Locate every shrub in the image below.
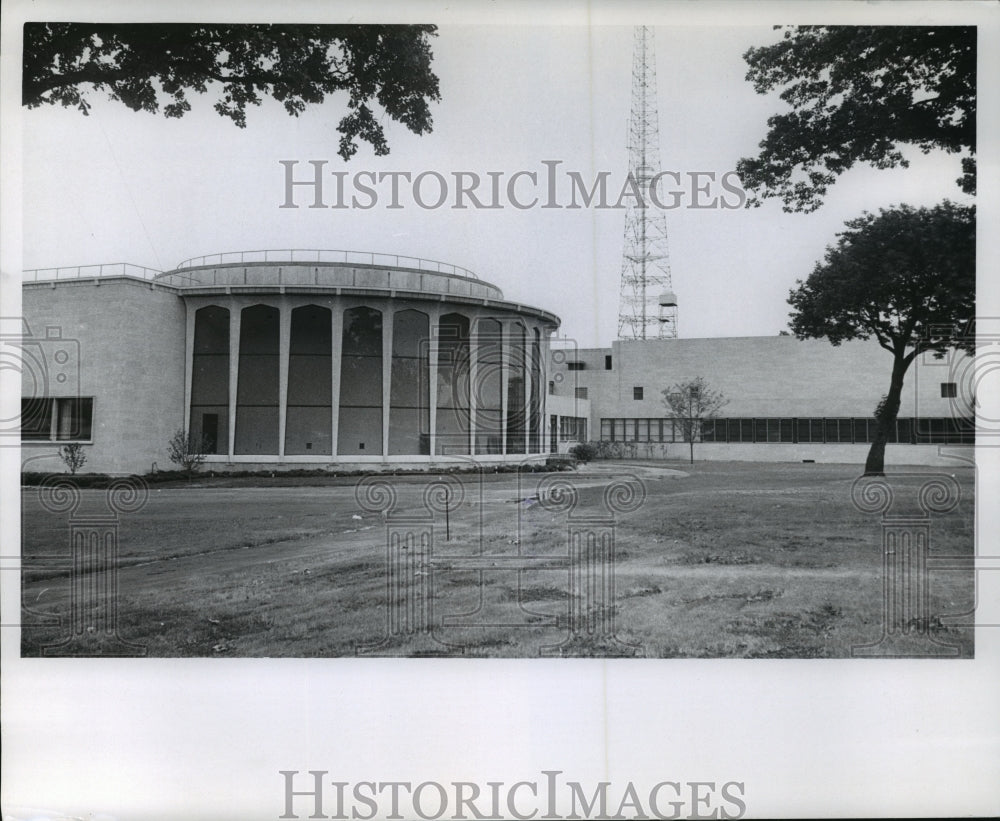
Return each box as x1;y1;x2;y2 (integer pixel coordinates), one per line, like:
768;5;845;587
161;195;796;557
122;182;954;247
58;442;87;474
569;442;598;463
167;428;211;474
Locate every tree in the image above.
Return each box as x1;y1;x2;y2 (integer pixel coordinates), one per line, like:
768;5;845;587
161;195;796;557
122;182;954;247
787;201;975;475
167;428;211;475
737;26;975;212
662;377;729;464
23;23;440;159
58;442;87;475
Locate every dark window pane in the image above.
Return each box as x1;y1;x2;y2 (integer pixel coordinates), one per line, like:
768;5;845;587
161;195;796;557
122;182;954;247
824;419;839;443
838;419;853;443
21;397;52;440
389;310;430;455
55;398;93;440
796;419;810;443
339;306;383;456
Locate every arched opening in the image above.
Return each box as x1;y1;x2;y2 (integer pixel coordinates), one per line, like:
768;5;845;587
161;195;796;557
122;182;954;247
286;305;332;455
435;312;471;455
529;327;542;453
190;305;229;454
235;304;280;455
338;306;383;455
389;309;430;455
474;318;503;454
506;322;527;454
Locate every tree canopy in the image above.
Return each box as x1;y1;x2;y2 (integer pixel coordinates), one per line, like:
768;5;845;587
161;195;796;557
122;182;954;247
737;26;976;212
662;377;729;464
788;201;975;472
23;23;441;159
789;201;975;356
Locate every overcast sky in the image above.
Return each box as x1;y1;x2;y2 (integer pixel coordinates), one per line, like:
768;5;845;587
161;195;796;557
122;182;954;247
22;21;975;347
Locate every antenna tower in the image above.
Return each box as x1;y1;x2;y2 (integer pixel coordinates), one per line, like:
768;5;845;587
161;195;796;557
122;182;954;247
617;26;677;340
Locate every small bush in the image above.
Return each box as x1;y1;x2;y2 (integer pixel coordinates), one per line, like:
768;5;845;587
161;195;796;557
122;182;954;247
58;442;87;474
569;442;598;463
167;428;211;474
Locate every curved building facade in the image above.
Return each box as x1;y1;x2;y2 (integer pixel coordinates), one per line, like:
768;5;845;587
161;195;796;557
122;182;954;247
20;252;561;474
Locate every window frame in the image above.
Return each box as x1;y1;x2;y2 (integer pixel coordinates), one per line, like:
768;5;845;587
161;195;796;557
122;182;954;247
21;396;95;443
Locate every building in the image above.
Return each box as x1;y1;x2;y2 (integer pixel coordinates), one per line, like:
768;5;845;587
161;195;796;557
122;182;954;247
19;251;566;475
549;336;974;465
18;251;973;474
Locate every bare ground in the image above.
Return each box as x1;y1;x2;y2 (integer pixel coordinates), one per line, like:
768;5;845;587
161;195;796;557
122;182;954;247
20;460;975;658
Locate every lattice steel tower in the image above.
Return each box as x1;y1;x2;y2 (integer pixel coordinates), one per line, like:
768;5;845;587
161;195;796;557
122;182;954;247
617;26;678;340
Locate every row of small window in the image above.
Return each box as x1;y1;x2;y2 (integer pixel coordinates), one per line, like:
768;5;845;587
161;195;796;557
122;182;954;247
557;416;588;442
21;398;95;442
565;355;614;371
600;417;976;445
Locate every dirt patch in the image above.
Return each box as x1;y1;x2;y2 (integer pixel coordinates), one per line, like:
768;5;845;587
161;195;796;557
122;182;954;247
21;461;975;657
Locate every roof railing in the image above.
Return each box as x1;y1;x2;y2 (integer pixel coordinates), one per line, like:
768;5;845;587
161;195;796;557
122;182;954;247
170;249;479;280
22;262;162;282
23;252;481;283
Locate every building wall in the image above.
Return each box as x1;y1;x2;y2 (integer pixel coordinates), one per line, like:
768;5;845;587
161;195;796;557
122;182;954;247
21;278;186;475
551;336;973;465
567;336;965;417
19;276;559;473
182;294;556;466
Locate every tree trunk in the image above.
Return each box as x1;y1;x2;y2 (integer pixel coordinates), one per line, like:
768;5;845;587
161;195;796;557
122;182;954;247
864;352;911;476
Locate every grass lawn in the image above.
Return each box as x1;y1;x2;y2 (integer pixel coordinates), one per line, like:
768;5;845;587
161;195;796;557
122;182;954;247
20;460;975;658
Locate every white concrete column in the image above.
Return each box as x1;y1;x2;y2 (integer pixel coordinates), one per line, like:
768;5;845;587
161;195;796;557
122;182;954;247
541;331;553;455
277;301;291;458
382;306;393;458
428;307;440;457
500;319;510;456
523;326;533;456
228;304;241;459
330;304;343;457
183;303;196;434
468;315;479;456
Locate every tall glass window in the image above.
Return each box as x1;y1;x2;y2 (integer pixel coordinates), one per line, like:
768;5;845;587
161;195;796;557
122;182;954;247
286;305;332;455
235;305;280;455
505;323;526;454
474;318;503;454
436;313;471;455
338;307;383;455
529;328;542;453
389;309;430;455
190;306;229;454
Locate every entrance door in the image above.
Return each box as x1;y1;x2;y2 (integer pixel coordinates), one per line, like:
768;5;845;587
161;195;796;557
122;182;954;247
202;413;219;454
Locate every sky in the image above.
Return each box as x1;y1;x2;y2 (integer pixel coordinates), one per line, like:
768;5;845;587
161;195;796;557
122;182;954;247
21;19;974;348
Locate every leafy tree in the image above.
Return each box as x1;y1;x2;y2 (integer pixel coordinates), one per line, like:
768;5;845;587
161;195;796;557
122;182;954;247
23;23;440;159
662;377;729;464
738;26;975;212
58;442;87;475
167;428;211;475
787;201;975;475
